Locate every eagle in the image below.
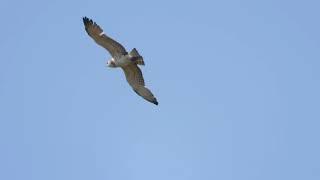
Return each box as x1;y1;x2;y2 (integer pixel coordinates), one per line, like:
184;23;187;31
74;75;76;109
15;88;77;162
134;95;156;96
82;17;158;105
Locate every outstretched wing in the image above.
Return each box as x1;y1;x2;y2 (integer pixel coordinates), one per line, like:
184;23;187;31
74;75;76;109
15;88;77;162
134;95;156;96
122;64;158;105
83;17;127;59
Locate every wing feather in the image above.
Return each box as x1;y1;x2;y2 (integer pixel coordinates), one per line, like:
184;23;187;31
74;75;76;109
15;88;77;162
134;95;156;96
83;17;127;59
122;64;158;105
122;64;145;87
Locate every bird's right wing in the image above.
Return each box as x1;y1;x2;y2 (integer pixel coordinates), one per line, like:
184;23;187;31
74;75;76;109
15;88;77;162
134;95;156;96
122;64;158;105
133;86;158;105
83;17;127;59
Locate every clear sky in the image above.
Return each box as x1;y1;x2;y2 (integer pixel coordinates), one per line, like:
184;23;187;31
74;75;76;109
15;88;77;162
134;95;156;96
1;0;319;179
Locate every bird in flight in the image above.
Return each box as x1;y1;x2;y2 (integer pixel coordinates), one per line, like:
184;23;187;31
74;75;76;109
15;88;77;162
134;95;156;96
82;17;158;105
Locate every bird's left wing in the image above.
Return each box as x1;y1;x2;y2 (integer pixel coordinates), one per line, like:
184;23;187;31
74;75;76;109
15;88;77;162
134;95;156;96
122;64;158;105
83;17;127;59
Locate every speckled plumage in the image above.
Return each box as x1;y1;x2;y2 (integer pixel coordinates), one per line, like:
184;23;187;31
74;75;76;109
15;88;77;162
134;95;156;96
83;17;158;105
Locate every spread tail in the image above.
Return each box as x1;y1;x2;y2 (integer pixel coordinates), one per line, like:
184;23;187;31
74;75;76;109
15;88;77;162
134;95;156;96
129;48;145;65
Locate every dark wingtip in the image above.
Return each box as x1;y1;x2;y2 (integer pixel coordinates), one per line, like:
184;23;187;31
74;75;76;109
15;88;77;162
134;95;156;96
153;99;159;105
82;17;87;25
82;16;92;26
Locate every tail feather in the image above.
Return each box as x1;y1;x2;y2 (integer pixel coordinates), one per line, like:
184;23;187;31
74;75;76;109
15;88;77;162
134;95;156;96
129;48;145;65
130;48;140;57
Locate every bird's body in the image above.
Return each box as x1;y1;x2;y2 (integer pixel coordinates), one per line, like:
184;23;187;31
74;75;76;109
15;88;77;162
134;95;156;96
109;54;131;67
108;51;143;67
82;17;158;105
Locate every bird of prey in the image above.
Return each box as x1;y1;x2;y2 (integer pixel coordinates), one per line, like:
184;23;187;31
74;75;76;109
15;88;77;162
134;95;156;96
82;17;158;105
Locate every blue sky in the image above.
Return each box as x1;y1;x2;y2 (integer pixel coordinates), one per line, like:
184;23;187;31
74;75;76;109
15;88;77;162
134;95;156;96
1;0;319;179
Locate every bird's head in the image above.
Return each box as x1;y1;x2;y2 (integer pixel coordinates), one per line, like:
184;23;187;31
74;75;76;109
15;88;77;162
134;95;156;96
106;60;116;68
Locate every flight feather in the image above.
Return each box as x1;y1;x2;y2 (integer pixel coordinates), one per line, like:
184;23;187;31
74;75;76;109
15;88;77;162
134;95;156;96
83;17;127;59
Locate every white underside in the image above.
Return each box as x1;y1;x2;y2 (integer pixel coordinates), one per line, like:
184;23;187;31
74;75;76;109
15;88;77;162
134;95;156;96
114;54;131;67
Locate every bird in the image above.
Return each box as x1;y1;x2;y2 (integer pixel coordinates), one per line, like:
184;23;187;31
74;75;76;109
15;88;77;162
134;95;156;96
82;17;158;105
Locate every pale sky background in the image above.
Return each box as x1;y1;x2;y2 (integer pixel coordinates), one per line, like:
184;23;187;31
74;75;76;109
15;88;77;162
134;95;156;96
0;0;320;180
